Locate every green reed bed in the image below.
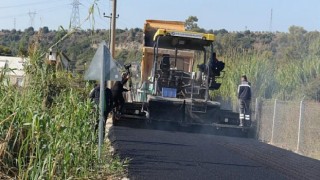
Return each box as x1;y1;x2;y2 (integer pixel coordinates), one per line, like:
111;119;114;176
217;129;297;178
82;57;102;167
0;50;124;179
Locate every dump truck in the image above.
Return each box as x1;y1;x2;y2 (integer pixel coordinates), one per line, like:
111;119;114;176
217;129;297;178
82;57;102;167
113;20;251;134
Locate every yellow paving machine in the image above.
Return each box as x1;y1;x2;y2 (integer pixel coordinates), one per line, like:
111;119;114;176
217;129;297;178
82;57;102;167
113;20;250;133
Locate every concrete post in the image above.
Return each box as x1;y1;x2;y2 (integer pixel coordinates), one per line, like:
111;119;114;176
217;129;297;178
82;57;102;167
271;99;277;144
296;97;305;153
255;98;260;139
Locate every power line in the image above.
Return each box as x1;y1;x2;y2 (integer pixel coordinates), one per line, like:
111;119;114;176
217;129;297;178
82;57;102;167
0;0;66;9
0;1;99;30
28;11;37;28
0;4;69;20
71;0;81;29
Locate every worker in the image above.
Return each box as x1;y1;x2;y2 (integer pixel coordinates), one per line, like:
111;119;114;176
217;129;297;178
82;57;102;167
112;73;130;114
238;75;251;127
89;82;113;131
209;52;225;76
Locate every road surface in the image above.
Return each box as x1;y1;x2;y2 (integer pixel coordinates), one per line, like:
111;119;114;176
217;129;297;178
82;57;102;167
108;120;320;180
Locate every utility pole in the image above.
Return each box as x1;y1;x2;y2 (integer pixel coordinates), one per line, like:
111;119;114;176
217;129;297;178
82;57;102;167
107;0;118;89
103;13;112;48
103;13;119;49
110;0;117;58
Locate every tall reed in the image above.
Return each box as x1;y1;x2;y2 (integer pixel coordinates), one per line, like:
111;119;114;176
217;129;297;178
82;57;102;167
0;47;113;179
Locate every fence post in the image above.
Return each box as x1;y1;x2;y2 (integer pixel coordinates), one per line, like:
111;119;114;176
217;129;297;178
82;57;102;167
296;97;305;153
271;99;277;144
255;98;260;139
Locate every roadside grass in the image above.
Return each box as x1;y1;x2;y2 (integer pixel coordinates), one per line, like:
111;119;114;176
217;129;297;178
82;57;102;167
0;48;126;179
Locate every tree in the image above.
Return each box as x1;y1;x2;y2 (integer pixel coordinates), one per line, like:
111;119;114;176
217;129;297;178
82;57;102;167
17;36;28;57
0;45;12;56
185;16;206;32
213;29;228;35
25;27;35;36
42;26;49;34
185;16;199;31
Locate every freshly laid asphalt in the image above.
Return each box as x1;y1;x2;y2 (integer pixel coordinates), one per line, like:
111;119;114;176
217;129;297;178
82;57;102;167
108;120;320;180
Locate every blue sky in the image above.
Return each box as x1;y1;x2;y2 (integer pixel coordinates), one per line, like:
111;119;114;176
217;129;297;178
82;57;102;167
0;0;319;32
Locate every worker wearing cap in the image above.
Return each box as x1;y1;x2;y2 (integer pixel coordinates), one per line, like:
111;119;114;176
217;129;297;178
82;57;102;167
238;75;251;127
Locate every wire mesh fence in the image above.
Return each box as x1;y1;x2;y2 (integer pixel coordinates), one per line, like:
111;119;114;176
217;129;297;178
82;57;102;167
256;98;320;160
301;102;320;159
257;99;274;142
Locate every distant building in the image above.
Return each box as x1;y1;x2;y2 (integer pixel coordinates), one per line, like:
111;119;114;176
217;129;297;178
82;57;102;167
45;49;72;71
0;56;26;86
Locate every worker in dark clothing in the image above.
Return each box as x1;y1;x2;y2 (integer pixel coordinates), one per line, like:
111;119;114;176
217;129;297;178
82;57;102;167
112;73;130;114
238;75;251;127
89;83;113;131
209;52;225;76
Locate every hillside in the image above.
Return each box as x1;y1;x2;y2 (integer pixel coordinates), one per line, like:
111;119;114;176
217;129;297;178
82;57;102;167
0;27;143;70
1;24;320;101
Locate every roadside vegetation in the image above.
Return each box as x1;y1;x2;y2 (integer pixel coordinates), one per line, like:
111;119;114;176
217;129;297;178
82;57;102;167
212;26;320;102
0;40;126;179
1;17;320;101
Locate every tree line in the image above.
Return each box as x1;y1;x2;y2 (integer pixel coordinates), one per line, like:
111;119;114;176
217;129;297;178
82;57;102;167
1;16;320;100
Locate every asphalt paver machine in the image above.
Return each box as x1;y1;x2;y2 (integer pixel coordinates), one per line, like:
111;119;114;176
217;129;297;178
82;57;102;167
113;20;250;132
